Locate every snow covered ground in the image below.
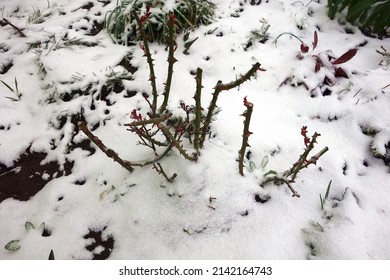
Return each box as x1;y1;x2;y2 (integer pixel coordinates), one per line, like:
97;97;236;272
0;0;389;260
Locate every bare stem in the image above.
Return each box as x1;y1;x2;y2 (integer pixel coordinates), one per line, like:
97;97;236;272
281;178;301;198
262;128;328;197
200;62;260;148
159;13;176;114
159;124;198;161
199;81;221;148
193;68;203;153
238;101;253;176
78;122;134;172
274;32;304;47
216;62;261;91
262;176;301;198
124;113;171;127
285;132;326;182
132;11;158;114
153;163;177;183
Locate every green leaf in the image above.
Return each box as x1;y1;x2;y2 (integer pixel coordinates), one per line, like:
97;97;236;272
48;249;55;260
248;161;256;172
183;37;198;54
310;220;324;232
25;221;35;232
260;155;269;169
206;27;218;34
264;170;277;177
340;0;353;12
4;240;21;251
347;0;378;22
362;2;390;33
183;31;190;42
38;222;45;235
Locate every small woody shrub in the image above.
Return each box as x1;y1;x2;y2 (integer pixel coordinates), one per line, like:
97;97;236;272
81;9;262;181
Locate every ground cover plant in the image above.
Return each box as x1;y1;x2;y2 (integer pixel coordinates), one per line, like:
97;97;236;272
0;0;389;260
275;30;358;96
327;0;390;37
105;0;215;44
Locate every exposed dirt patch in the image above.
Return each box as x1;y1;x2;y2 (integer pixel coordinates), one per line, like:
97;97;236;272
0;148;74;203
0;128;95;203
87;20;104;36
0;60;13;74
118;55;138;74
254;193;271;203
83;228;114;260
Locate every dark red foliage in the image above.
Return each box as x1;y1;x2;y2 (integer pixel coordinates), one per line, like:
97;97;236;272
176;125;185;134
335;67;348;78
312;31;318;50
243;96;249;107
180;101;190;113
140;4;151;23
301;126;310;147
332;49;357;65
131;109;142;121
301;126;308;136
168;12;176;24
314;59;322;73
300;43;309;53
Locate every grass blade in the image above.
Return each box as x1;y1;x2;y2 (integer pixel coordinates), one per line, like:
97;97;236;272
325;180;332;200
347;0;378;22
14;77;19;93
1;80;14;92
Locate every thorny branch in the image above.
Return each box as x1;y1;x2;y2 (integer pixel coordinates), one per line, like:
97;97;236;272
78;122;134;172
262;128;329;198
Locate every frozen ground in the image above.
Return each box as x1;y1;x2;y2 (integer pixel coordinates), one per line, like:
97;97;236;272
0;0;389;259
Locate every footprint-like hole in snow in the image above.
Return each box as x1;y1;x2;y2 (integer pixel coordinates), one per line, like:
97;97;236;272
254;194;271;203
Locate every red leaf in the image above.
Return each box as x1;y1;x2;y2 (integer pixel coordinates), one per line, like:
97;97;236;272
140;4;152;23
176;125;185;134
332;49;357;65
315;60;322;73
169;12;176;22
301;126;308;137
312;31;318;50
243;96;248;106
335;67;348;78
300;43;309;53
131;109;142;121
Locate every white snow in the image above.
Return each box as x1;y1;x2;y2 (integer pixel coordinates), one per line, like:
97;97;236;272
0;0;389;260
